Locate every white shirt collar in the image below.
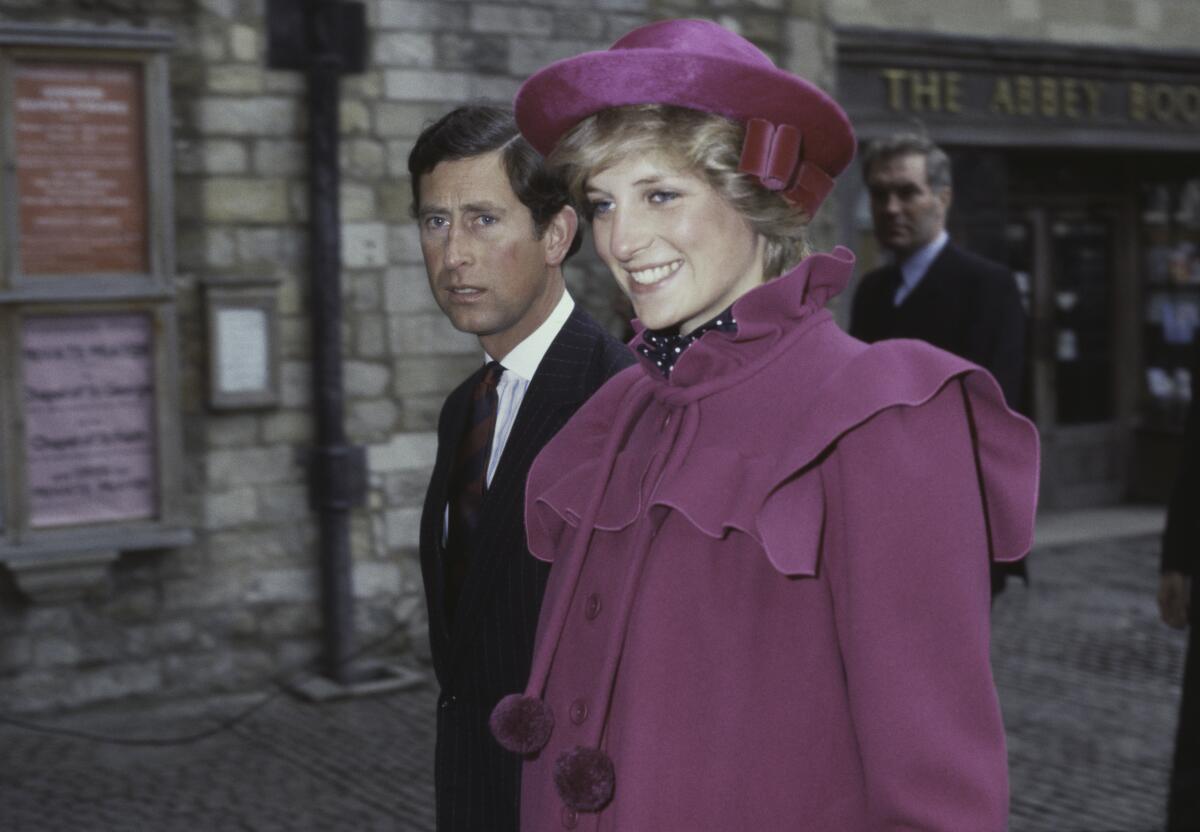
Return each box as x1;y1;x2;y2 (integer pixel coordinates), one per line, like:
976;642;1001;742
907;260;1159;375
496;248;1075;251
484;290;575;381
898;230;949;294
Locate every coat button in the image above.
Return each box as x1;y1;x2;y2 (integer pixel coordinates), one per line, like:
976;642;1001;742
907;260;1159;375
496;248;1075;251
562;806;578;828
570;699;589;725
439;695;455;710
584;594;601;621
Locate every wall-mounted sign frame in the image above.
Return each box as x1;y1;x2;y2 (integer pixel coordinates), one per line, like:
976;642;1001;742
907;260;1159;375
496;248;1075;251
0;24;190;602
203;278;281;410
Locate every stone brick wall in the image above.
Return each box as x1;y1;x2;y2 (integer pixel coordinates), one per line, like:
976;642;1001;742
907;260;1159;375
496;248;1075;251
827;0;1200;50
0;0;830;714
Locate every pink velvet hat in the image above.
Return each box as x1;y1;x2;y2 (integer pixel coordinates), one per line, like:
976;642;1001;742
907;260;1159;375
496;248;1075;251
514;18;856;216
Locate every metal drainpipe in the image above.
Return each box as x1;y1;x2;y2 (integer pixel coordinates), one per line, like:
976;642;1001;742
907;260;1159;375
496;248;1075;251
304;0;365;685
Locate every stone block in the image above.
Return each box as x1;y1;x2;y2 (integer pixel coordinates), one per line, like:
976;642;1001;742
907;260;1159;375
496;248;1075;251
369;431;438;472
230;23;258;62
384;507;424;550
355;314;388;358
471;4;553;34
264;70;305;94
203;486;260;529
235;226;304;267
253;138;306;176
244;568;317;603
261;410;312;444
346;360;392;397
341;98;371;134
390;223;424;263
605;13;652;39
380;467;433;507
341;139;387;178
393;353;481;395
0;635;32;670
389;311;477;355
375;102;448;138
278;357;312;408
198;0;236;17
278;317;311;359
402;392;447;431
374;31;436;66
384;265;438;313
435;32;510;73
353;560;404;598
384;69;472;102
67;661;162;709
194;97;300;136
597;0;649;10
341;182;378;221
343;222;390;268
31;635;82;667
509;38;604;76
202;178;290;223
207;64;265;94
206;445;297;488
202;139;249;173
469;75;521;104
350;398;400;437
377;0;468;30
257;484;310;522
1134;0;1162;28
783;20;824;83
553;9;606;39
379;183;414;223
351;272;384;312
204;413;260;447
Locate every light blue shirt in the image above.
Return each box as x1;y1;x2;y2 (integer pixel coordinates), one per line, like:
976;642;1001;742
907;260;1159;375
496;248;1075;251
894;230;949;306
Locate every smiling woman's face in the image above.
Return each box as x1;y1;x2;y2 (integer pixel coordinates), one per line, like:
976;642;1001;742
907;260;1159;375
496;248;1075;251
586;153;765;335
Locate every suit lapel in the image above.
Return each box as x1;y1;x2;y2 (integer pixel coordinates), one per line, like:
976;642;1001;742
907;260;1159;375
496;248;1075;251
444;309;598;672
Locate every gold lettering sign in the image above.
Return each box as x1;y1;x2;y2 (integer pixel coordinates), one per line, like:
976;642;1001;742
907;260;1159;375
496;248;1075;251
878;67;1200;126
14;62;149;276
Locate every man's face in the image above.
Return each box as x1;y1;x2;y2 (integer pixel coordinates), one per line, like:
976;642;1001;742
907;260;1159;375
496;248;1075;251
417;150;565;360
866;153;950;259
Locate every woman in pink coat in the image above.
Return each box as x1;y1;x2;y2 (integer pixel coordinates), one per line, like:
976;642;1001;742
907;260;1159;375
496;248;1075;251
490;19;1039;831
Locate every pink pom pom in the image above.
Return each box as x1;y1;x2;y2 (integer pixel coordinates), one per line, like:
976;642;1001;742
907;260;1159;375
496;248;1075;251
490;694;554;755
554;745;615;812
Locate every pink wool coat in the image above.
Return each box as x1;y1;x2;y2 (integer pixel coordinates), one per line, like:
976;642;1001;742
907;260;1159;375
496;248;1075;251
513;247;1039;831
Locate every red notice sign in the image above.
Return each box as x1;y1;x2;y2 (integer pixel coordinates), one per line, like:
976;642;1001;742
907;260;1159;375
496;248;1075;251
14;62;149;276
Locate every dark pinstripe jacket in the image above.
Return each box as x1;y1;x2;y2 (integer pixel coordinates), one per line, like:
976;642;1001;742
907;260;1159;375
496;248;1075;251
420;305;634;832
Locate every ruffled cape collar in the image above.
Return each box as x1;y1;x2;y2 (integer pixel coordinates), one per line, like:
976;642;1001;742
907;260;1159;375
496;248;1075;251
628;246;855;404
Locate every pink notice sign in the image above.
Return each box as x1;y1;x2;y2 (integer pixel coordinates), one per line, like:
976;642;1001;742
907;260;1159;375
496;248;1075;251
14;62;149;275
23;313;158;528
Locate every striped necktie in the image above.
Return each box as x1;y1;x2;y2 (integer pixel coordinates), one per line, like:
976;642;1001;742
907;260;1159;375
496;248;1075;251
444;361;503;623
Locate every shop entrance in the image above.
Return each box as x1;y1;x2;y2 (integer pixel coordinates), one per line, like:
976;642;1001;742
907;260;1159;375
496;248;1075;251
1005;195;1135;508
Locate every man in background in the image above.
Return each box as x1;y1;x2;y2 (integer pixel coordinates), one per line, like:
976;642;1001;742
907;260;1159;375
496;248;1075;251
850;133;1027;595
408;106;633;832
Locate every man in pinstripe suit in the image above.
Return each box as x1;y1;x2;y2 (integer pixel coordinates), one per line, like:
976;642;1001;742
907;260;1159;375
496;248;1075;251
408;107;634;832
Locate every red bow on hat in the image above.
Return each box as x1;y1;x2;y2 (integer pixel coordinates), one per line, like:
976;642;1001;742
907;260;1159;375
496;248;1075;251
737;118;835;218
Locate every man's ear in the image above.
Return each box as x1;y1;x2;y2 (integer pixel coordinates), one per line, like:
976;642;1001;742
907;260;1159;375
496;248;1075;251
937;186;953;214
542;205;578;267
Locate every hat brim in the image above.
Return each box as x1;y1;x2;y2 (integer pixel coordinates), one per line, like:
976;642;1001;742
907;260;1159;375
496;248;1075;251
514;48;855;179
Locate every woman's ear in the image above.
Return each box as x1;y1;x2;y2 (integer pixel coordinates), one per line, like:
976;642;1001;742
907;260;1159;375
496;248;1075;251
542;205;579;267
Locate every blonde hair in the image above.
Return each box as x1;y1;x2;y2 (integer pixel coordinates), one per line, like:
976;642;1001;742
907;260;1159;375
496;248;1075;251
548;104;811;278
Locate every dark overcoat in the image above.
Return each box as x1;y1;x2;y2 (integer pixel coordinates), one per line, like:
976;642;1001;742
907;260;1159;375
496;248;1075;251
849;241;1026;409
419;305;633;832
1162;340;1200;831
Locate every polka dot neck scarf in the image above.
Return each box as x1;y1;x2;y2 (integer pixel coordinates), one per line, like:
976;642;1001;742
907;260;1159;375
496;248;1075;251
636;307;738;378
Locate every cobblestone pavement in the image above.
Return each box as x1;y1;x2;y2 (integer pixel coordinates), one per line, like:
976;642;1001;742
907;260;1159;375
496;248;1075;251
996;533;1187;832
0;530;1188;831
